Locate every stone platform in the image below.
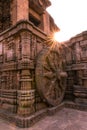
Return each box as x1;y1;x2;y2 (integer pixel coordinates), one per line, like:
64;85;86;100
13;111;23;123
0;101;87;128
0;108;87;130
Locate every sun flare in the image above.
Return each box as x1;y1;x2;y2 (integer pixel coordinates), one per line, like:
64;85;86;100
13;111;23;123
53;32;60;42
53;32;69;42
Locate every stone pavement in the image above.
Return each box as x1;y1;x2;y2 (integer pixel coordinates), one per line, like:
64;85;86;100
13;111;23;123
0;108;87;130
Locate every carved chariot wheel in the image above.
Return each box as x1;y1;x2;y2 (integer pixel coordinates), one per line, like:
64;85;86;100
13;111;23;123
35;46;67;106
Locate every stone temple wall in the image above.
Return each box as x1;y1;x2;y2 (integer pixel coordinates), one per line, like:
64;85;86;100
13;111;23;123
0;0;62;128
0;20;49;126
64;31;87;107
0;19;66;127
0;0;87;128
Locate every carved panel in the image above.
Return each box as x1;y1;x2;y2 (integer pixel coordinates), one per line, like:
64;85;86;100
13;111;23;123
77;70;83;86
80;40;87;60
30;34;37;60
65;50;72;65
21;31;31;60
15;35;22;60
75;42;81;62
36;37;43;54
1;71;17;90
6;41;16;62
83;69;87;77
81;46;87;60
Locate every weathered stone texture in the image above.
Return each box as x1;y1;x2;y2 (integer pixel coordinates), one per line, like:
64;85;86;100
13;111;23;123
64;31;87;106
17;0;29;22
1;0;87;128
0;9;60;125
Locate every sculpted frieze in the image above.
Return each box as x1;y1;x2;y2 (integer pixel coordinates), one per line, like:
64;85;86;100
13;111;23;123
6;42;16;61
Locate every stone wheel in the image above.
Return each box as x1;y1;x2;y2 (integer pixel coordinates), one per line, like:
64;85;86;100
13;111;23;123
35;46;67;106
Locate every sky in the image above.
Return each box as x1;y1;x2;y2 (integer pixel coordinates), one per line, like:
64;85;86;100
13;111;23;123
47;0;87;42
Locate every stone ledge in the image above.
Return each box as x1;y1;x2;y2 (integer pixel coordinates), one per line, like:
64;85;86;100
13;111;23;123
0;20;47;41
0;103;64;128
65;101;87;111
47;103;65;116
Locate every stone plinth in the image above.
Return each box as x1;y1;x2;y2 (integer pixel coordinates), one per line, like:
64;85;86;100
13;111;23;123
73;85;87;105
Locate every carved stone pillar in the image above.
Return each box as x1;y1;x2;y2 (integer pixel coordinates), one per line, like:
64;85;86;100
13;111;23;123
42;11;50;34
17;70;35;116
11;0;29;25
17;31;35;116
21;31;31;61
16;0;29;22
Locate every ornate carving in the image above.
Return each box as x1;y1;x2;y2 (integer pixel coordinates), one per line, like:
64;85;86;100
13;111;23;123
17;90;35;116
1;71;17;90
6;41;16;61
36;46;67;106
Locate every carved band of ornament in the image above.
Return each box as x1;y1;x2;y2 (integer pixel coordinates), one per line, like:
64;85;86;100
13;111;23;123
18;89;35;94
1;95;17;99
71;63;87;70
1;90;17;95
18;96;35;101
1;98;17;105
19;79;33;82
73;85;87;91
1;67;17;71
0;89;17;93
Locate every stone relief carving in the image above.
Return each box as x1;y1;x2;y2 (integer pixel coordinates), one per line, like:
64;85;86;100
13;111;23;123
81;46;87;59
35;45;67;106
1;71;17;90
6;41;16;61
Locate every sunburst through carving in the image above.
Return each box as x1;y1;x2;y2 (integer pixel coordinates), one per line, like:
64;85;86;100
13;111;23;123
36;45;67;106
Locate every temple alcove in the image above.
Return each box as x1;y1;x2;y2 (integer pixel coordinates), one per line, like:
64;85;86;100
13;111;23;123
0;0;12;33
